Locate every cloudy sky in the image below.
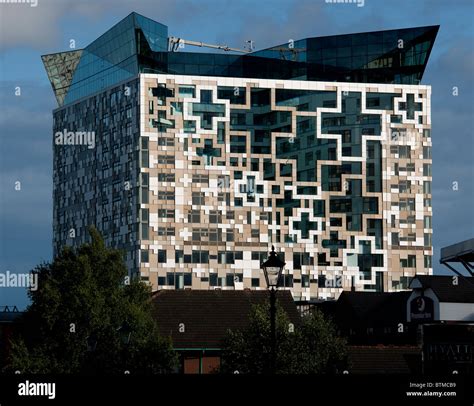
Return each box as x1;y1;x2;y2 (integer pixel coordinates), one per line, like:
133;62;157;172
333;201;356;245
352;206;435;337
0;0;473;309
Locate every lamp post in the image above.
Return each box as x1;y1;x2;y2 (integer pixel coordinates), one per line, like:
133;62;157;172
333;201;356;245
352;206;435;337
261;245;285;374
118;322;132;345
118;322;132;373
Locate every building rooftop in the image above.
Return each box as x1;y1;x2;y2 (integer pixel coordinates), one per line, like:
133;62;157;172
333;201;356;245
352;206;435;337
347;345;420;374
335;291;412;326
152;289;300;349
410;275;474;303
42;12;439;106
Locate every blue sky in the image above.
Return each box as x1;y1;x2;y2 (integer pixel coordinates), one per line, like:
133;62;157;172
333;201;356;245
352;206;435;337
0;0;473;309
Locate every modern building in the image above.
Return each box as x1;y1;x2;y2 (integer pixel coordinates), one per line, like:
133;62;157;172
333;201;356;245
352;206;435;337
42;12;438;300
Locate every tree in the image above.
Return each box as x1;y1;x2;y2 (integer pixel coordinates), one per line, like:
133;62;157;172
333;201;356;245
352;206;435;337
5;227;177;374
220;302;347;374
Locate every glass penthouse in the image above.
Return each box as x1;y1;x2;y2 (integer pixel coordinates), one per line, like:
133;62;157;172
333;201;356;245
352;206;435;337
42;12;438;300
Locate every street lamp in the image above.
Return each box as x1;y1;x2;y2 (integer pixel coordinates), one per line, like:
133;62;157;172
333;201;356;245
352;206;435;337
86;333;98;352
261;245;285;374
117;322;132;374
117;322;132;345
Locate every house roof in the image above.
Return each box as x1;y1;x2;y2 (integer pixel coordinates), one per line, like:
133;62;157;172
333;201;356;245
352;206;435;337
348;345;421;374
152;289;300;349
335;291;411;326
410;275;474;303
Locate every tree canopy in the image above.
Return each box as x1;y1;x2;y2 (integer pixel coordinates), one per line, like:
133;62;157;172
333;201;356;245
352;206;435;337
5;227;177;374
220;301;347;374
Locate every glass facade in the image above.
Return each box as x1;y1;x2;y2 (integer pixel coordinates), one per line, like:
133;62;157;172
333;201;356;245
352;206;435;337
43;12;439;107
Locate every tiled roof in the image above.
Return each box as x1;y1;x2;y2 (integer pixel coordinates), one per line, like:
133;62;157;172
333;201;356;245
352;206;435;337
152;290;300;349
336;291;411;325
348;345;421;374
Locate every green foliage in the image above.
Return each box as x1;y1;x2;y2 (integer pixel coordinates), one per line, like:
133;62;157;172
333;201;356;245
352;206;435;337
5;227;177;374
221;302;347;374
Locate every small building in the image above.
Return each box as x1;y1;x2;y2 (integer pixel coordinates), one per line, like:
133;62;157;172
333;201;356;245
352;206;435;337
332;290;416;345
407;275;474;323
313;274;474;374
152;290;300;374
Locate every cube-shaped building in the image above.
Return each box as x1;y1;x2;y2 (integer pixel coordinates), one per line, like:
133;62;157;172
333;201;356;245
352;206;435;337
43;12;437;300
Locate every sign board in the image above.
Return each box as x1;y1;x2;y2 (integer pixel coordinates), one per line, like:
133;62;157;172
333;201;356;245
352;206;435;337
410;296;434;322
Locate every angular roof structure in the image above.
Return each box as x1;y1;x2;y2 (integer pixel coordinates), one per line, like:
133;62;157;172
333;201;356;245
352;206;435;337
410;275;474;303
42;12;439;107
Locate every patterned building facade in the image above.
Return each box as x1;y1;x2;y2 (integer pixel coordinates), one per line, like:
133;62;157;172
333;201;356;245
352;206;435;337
137;74;432;300
44;13;437;300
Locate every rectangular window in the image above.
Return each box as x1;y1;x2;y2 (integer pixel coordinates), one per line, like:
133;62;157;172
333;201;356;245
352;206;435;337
141;187;149;204
424;255;432;268
158;227;175;236
188;210;201;223
141;172;149;186
166;273;174;286
209;274;218;286
192;250;209;264
141;249;149;263
391;232;399;246
424;233;432;247
423;146;432;159
141;225;149;239
158;173;175;182
209;210;222;223
407;255;416;267
158;209;175;218
192;174;209;184
158;250;167;263
399;146;411;158
226;230;234;242
141;151;149;168
226;274;235;287
192;192;205;205
157;191;175;201
209;228;222;242
301;275;310;288
423;163;432;177
157;155;174;165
